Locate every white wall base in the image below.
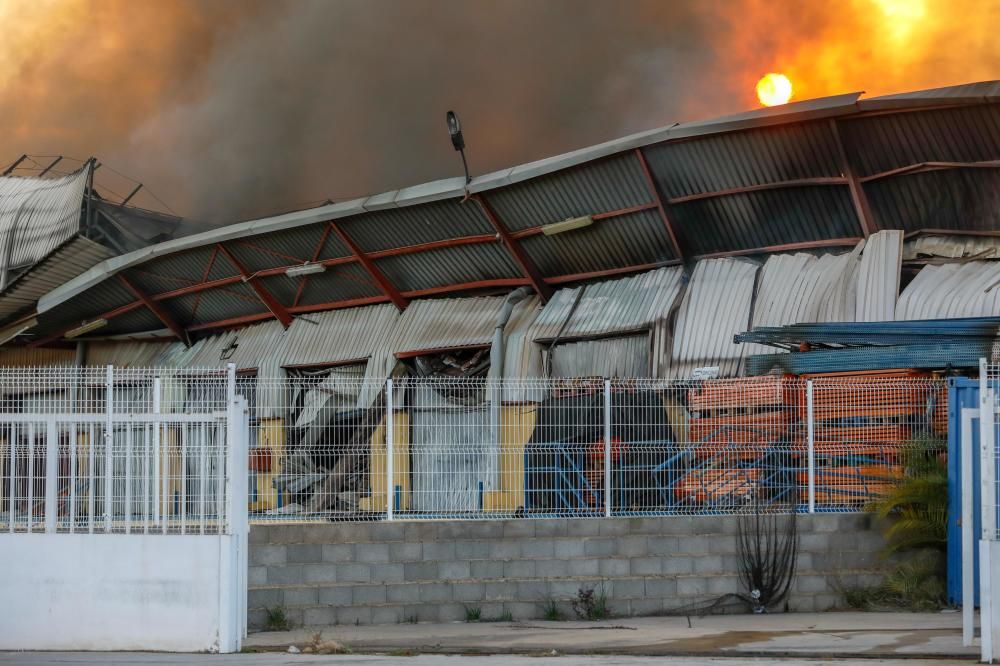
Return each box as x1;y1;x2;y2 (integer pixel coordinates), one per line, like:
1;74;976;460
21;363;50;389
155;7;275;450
0;533;244;652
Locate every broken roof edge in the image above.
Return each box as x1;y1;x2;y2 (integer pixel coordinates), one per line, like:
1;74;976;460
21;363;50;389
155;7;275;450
34;81;993;316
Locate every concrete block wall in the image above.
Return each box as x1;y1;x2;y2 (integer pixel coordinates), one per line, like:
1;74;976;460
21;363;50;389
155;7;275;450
248;514;884;629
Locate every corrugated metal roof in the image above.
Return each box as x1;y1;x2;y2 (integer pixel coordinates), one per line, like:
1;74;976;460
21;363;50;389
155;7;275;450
865;169;1000;234
858;80;1000;110
0;166;88;283
392;296;510;353
0;236;113;324
855;230;902;321
86;340;174;367
751;252;855;328
670;258;759;378
896;262;1000;320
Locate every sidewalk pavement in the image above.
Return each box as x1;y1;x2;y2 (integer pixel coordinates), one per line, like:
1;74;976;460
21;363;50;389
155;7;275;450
244;610;978;659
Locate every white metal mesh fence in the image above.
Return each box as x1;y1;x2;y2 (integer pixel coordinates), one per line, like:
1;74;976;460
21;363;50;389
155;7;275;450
240;374;947;522
984;359;1000;541
1;366;236;534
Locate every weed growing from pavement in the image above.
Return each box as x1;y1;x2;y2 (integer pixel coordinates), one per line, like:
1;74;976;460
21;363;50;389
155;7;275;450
264;606;291;632
572;585;611;620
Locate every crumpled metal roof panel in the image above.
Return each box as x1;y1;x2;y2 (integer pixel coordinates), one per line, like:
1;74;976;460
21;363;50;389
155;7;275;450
0;166;88;279
896;262;1000;320
670;258;760;378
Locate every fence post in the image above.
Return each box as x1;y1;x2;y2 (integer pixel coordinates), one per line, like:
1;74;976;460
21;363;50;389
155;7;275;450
386;378;394;521
105;364;114;532
153;376;161;528
604;379;612;518
44;418;57;533
806;379;815;514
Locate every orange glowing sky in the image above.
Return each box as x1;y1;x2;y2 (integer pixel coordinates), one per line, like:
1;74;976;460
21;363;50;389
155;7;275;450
0;0;996;221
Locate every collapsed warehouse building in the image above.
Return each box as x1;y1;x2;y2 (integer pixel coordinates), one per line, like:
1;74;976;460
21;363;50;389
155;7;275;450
1;80;999;520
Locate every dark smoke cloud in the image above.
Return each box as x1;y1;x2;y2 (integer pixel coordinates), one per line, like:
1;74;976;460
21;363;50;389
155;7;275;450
2;0;996;225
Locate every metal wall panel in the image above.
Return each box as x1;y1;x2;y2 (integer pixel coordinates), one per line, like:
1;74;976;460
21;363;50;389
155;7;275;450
897;262;1000;320
550;334;649;378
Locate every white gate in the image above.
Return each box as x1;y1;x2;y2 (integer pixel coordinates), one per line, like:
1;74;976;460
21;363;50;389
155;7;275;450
978;359;1000;662
0;365;249;653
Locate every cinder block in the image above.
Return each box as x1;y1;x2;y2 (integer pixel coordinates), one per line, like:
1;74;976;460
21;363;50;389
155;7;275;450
266;564;304;585
302;564;338;584
813;593;841;611
286;544;322;564
554;539;585;558
503;602;537;620
267;525;304;544
403;521;437;541
333;563;371;583
387;584;421;604
322;523;369;543
303;606;336;626
708;536;738;554
504;560;536;578
630;557;662;576
249;526;269;544
549;580;586;597
251;545;287;566
455;540;491;560
248;608;268;630
322;543;354;563
439;521;503;539
598;520;629;536
647;537;679;555
372;563;405;583
644;578;677;598
439;560;472;580
534;520;569;537
798;533;832;552
516;580;549;600
693;555;723;574
503;521;535;538
796;575;829;594
389;542;423;562
404;603;433;623
795;553;814;571
568;520;602;537
471;560;505;579
616;536;648;557
371;606;402;625
423;541;456;561
661;557;693;575
248;565;267;585
438;603;470;623
632;517;668;534
452;582;485;601
707;576;737;595
583;538;617;557
677;577;707;597
599;558;630;577
336;606;372;625
283;587;319;606
353;584;387;605
521;540;555;558
536;559;568;578
356;543;390;563
612;579;645;598
403;561;438;581
489;540;521;559
629;598;665;616
418;582;453;603
675;536;709;554
369;522;406;541
248;588;281;608
318;586;353;606
567;558;600;576
483;581;516;601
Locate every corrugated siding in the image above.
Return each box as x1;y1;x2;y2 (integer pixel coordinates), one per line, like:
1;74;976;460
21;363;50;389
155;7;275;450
86;340;174;367
339;200;492;253
904;235;1000;260
855;230;902;321
864;169;1000;233
0;346;74;367
392;296;507;354
0;167;88;279
550;334;650;378
896;262;1000;320
670;258;760;378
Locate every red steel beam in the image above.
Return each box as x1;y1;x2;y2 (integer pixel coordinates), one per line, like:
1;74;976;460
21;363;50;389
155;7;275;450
216;244;294;328
667;177;847;204
471;194;553;302
329;222;409;311
829;119;877;238
118;274;190;345
692;237;862;260
293;224;333;307
859;159;1000;183
190;246;219;319
633;148;685;260
401;278;531;299
544;260;682;285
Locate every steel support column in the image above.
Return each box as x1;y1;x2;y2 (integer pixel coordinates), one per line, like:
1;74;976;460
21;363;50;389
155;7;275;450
118;274;190;346
216;244;294;328
471;194;552;302
830;119;877;238
329;222;409;311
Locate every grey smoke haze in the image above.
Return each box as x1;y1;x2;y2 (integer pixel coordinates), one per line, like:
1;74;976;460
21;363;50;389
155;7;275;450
3;0;996;224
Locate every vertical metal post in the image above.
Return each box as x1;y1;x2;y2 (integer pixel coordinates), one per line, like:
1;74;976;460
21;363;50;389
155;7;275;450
603;379;612;518
221;364;236;530
124;424;132;533
962;408;977;646
104;365;113;532
806;380;816;514
8;423;16;533
152;376;161;528
44;419;57;533
87;423;95;533
26;423;34;533
180;421;187;534
69;424;77;533
981;386;996;542
386;378;394;521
